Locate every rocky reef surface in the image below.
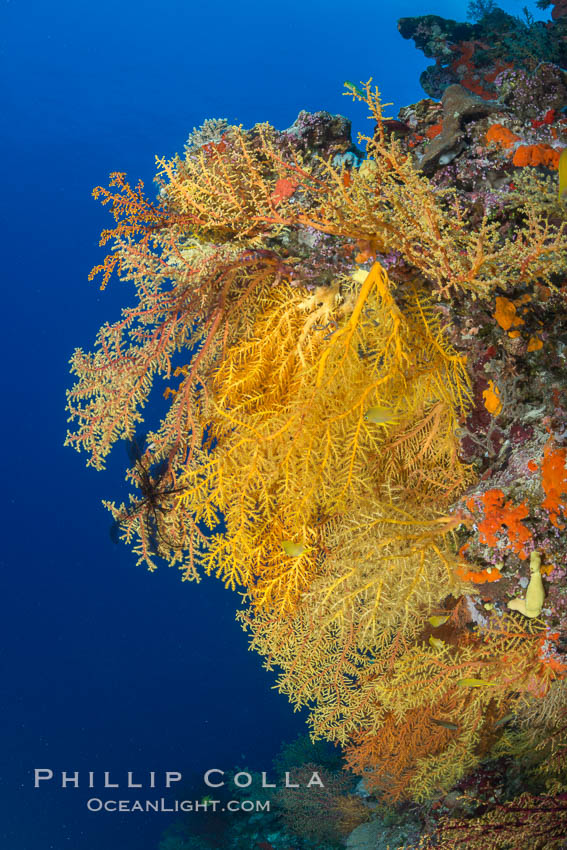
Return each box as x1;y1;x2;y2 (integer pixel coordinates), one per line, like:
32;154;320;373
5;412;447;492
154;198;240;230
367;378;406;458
167;6;567;844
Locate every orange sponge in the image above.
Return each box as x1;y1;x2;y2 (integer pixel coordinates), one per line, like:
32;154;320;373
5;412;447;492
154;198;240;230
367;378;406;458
512;144;560;169
486;123;521;150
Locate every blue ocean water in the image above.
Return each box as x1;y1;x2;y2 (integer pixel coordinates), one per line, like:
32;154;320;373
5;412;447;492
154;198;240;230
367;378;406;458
0;0;544;847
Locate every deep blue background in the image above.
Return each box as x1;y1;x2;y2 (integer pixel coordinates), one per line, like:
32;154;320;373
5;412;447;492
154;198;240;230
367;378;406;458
0;0;543;847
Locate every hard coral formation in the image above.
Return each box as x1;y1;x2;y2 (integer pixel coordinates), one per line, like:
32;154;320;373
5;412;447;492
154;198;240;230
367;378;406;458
398;8;567;99
66;3;567;849
418;83;501;175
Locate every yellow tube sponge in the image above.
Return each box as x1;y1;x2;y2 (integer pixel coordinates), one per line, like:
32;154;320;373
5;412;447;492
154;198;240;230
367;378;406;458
507;551;545;618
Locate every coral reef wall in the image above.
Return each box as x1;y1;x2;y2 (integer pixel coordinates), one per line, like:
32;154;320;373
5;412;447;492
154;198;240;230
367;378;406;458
66;3;567;846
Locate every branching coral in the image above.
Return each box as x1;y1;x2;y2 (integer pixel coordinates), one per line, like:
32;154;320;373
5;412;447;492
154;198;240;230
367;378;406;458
341;612;559;802
66;78;567;811
502;677;567;789
175;262;472;611
153;81;567;297
415;791;567;849
276;763;369;844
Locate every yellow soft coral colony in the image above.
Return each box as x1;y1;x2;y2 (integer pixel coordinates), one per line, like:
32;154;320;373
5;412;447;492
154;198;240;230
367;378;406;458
176;261;473;615
176;258;498;804
66;79;567;803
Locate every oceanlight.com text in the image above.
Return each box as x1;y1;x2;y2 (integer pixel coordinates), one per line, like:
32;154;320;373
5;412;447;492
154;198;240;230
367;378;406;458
86;797;270;813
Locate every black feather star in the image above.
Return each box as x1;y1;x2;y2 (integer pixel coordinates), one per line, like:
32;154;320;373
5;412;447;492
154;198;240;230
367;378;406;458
110;435;185;556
